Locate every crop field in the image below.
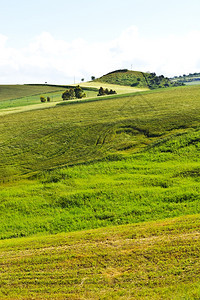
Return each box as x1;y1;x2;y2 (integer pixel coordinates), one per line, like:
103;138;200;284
0;83;200;299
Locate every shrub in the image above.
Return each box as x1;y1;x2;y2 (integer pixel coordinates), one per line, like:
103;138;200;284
40;96;46;102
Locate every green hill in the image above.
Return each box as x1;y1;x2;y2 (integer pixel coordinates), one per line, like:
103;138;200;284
96;69;183;89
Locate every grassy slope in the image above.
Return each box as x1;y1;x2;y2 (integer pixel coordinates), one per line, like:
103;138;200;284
0;85;200;181
0;84;199;240
0;215;199;299
0;84;200;298
0;128;199;239
0;85;65;102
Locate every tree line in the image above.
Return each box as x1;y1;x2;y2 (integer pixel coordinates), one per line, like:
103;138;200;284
40;85;117;103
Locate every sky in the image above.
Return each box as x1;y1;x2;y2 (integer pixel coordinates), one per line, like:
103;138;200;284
1;0;200;84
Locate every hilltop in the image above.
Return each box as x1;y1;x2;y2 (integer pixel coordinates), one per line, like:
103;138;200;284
95;69;184;89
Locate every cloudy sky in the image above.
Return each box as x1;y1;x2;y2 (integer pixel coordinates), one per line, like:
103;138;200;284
1;0;200;84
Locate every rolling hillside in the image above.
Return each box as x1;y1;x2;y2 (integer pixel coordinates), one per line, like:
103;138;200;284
0;83;200;299
0;85;199;182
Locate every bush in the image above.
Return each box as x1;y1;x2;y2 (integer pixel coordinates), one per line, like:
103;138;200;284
40;96;46;102
74;86;86;99
62;88;75;100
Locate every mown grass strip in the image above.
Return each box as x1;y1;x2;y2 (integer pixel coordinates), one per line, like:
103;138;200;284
0;215;199;299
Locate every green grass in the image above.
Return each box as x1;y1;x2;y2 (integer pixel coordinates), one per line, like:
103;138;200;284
0;84;200;181
0;84;98;110
0;126;199;239
0;83;200;298
0;215;199;299
0;84;65;102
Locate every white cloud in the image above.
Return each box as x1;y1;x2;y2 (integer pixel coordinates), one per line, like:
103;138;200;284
1;27;200;84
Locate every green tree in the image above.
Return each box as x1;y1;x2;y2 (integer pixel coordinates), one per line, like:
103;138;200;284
98;87;105;96
74;85;86;99
62;88;75;100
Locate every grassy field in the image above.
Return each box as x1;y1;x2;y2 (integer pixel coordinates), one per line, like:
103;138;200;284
0;129;199;239
0;83;200;298
0;215;199;299
0;84;66;101
0;84;99;110
0;85;199;181
0;84;199;239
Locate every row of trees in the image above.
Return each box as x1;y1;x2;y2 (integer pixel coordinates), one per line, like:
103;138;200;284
98;87;117;96
62;86;86;100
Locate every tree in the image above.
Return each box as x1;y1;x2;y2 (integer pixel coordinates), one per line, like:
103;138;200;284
47;96;50;102
104;88;109;95
62;88;75;100
62;86;85;100
40;96;46;102
98;87;105;96
91;76;95;81
74;85;86;99
81;78;84;82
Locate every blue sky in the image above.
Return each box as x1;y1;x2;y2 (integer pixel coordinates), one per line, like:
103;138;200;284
1;0;200;83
